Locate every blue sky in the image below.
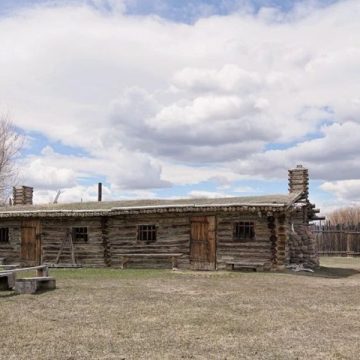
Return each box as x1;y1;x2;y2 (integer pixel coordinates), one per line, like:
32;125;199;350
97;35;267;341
0;0;339;20
1;0;359;212
122;0;339;21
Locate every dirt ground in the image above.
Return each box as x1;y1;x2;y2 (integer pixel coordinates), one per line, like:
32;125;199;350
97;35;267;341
1;257;360;360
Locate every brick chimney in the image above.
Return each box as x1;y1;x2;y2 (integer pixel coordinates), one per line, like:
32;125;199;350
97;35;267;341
288;165;309;199
13;186;33;206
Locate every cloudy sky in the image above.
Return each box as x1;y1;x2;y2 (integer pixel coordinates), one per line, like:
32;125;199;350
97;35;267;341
0;0;359;213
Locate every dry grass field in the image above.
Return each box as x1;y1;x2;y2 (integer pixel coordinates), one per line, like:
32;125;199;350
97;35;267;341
1;258;360;360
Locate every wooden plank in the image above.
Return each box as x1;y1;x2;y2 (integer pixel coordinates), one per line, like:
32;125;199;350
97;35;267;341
119;253;182;269
0;264;48;275
117;253;182;257
20;219;41;265
190;216;216;270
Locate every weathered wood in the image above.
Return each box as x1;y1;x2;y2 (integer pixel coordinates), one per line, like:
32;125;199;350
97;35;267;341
13;186;33;206
14;276;56;294
190;216;216;270
41;218;106;266
107;214;191;269
215;213;273;269
101;217;111;266
0;264;48;273
313;224;360;256
55;229;76;265
119;253;183;269
0;208;312;270
225;260;271;272
21;219;41;266
0;264;49;289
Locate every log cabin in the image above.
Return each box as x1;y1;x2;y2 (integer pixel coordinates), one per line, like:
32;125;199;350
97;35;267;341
0;165;321;270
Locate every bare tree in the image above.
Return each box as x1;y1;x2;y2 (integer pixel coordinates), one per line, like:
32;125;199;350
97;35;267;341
0;116;23;203
326;206;360;225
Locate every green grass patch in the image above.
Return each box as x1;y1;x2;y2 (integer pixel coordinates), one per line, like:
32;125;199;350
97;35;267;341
50;267;175;280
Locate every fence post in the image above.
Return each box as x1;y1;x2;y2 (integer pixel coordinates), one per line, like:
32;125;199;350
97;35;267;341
346;233;351;257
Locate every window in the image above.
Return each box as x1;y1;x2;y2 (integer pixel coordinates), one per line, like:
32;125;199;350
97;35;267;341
0;228;9;243
72;227;88;242
234;222;255;242
137;224;157;243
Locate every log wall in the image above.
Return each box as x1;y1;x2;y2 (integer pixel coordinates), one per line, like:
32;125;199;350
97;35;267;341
41;217;106;266
108;214;191;269
216;213;273;269
0;220;21;263
1;210;295;269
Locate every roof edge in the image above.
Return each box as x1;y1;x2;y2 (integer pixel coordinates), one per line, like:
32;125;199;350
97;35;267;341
0;202;291;218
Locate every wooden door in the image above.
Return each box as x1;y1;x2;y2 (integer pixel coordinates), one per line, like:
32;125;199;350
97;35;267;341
21;219;42;265
190;216;216;270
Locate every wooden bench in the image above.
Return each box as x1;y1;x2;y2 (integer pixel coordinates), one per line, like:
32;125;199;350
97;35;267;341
0;265;53;293
119;253;183;270
225;261;271;272
14;277;56;294
0;264;49;276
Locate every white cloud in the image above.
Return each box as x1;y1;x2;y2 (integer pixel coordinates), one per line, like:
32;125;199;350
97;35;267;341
233;186;258;194
232;121;360;180
19;146;171;194
187;190;232;199
1;0;360;203
33;183;112;204
160;162;241;186
18;158;77;190
321;180;360;204
172;64;262;94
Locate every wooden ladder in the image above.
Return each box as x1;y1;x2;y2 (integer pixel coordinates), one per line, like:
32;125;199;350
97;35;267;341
55;229;76;265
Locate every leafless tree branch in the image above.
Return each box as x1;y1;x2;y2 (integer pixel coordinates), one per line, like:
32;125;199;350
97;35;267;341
0;115;23;203
326;207;360;225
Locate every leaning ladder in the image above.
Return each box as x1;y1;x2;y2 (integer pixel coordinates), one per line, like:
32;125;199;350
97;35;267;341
55;229;76;265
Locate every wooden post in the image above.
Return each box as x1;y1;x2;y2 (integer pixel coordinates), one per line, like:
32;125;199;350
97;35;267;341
171;256;178;270
346;233;351;257
268;215;277;267
101;218;111;267
276;213;287;269
36;265;48;277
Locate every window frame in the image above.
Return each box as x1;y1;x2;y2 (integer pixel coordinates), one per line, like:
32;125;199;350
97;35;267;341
0;227;9;243
72;227;88;242
137;224;157;244
233;221;255;242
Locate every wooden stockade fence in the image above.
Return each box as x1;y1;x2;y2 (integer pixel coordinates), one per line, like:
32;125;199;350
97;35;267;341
311;223;360;256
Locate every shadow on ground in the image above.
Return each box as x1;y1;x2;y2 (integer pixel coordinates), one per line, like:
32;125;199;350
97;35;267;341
287;266;360;279
0;291;18;298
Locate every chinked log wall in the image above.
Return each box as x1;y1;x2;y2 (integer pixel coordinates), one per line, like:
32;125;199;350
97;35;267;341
108;214;191;269
41;217;106;266
0;220;21;263
216;213;273;269
1;210;288;268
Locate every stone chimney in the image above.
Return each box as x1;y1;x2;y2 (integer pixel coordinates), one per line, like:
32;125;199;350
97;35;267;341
13;186;33;206
288;165;309;199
